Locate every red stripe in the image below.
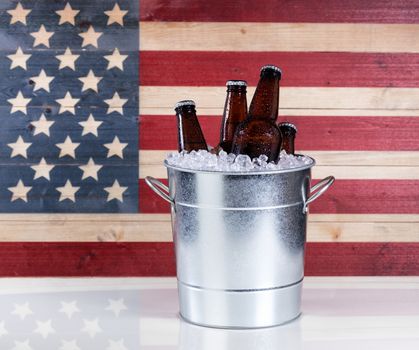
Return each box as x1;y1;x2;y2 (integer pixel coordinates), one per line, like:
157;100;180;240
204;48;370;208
139;116;419;151
139;179;419;214
140;52;419;88
0;242;417;276
140;0;419;23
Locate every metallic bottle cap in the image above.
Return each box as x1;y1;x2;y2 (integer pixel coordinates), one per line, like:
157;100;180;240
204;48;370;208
226;80;247;87
174;100;196;110
261;65;282;75
278;122;298;133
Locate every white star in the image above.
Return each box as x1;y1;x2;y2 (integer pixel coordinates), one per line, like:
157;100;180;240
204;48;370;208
7;3;31;25
59;340;81;350
31;158;55;181
56;92;79;115
56;180;80;202
8;136;31;158
8;91;31;115
11;303;33;320
79;114;102;136
30;25;54;48
79;70;102;92
34;320;55;339
7;47;31;70
79;158;102;181
107;339;128;350
104;3;128;26
104;136;127;158
81;319;102;338
56;136;80;158
79;26;102;48
8;180;32;202
105;180;127;202
59;301;80;319
31;114;54;136
11;340;33;350
0;321;7;337
104;92;128;115
105;298;127;317
56;3;79;25
104;48;128;71
56;47;80;70
30;70;54;92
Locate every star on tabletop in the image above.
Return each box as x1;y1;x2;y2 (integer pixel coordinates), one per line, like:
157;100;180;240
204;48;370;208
79;26;102;48
56;180;80;202
79;114;102;136
60;340;81;350
31;114;54;136
31;158;55;181
11;340;33;350
107;339;128;350
12;303;33;320
33;320;55;339
104;48;128;71
79;70;102;92
56;47;80;70
56;2;79;25
104;3;128;26
30;25;54;48
81;319;102;338
7;2;31;25
7;47;31;70
56;92;79;115
105;180;127;202
8;136;31;158
56;136;80;158
104;92;128;115
30;70;54;92
79;158;103;181
8;180;32;202
105;298;127;317
59;301;81;319
104;136;127;158
8;91;31;115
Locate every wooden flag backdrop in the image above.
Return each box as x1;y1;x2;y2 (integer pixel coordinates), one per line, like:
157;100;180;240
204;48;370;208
1;0;419;276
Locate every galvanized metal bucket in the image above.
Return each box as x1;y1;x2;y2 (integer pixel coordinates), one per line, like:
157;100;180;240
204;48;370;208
146;157;334;329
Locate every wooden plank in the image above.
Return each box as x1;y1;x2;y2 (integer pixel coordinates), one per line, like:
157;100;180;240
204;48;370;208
139;116;419;151
140;22;419;53
139;86;419;114
139;179;419;214
140;51;419;87
140;0;419;23
0;242;417;276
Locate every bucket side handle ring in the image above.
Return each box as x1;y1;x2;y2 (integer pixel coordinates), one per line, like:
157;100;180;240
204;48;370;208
145;176;174;204
303;176;335;213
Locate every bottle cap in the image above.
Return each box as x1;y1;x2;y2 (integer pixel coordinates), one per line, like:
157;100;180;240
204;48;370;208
261;65;282;77
278;122;297;133
226;80;247;87
174;100;196;110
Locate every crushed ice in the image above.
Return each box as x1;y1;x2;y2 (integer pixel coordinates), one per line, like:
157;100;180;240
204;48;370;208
166;150;313;172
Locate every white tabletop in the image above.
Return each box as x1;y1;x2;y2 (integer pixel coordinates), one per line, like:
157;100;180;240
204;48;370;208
0;277;418;349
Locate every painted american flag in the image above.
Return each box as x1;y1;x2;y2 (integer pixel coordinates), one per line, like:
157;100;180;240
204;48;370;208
0;0;419;276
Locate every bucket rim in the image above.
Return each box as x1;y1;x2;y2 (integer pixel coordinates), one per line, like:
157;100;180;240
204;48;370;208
164;155;316;175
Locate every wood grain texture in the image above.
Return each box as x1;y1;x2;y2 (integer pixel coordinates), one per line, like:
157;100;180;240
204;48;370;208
139;179;419;214
0;242;417;276
140;22;419;53
140;51;419;87
139;116;419;151
140;0;419;23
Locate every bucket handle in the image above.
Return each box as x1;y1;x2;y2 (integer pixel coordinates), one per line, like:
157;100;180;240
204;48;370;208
145;176;174;204
303;176;335;213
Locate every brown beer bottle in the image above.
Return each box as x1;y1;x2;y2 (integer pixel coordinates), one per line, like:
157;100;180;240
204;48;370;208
219;80;248;153
231;65;282;161
278;122;297;155
174;100;208;152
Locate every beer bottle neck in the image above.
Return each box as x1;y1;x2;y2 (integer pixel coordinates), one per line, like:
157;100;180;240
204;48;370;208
249;74;280;121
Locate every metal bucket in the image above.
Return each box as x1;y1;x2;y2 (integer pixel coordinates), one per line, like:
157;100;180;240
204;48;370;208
146;157;334;329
